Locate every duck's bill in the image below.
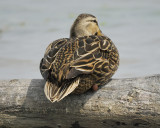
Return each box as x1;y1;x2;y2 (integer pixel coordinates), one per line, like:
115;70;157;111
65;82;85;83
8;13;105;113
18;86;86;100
97;30;104;36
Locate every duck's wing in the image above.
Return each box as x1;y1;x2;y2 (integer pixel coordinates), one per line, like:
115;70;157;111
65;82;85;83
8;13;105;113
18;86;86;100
66;35;119;81
40;38;69;80
44;35;119;102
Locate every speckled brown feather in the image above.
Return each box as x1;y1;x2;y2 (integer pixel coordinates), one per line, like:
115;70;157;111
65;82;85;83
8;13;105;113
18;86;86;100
40;38;70;80
40;35;119;101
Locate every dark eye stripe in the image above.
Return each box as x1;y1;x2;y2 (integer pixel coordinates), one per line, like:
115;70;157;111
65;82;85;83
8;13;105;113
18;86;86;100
92;20;97;23
87;20;98;25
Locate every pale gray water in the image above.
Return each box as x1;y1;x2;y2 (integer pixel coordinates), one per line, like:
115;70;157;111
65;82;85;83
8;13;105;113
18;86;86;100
0;0;160;79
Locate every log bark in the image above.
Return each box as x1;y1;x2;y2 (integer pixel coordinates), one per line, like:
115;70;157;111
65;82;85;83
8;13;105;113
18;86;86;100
0;75;160;128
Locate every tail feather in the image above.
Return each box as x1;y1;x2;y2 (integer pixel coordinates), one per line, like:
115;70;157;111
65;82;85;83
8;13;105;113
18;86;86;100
57;79;80;101
44;78;80;103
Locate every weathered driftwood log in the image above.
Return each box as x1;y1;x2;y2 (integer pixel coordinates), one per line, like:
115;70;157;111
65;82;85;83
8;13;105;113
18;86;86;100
0;75;160;128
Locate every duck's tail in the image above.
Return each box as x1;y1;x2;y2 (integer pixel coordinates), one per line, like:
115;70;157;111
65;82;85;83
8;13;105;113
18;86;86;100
44;78;80;103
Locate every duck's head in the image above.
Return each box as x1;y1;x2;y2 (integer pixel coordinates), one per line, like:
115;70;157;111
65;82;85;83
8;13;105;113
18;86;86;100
70;13;104;38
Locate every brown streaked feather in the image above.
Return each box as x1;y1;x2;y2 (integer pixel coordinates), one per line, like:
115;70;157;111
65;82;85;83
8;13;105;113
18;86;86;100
72;54;96;67
40;38;69;80
66;68;84;79
44;38;70;56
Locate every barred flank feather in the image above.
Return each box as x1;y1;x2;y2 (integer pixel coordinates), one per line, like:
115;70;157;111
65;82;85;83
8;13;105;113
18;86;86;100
44;78;80;103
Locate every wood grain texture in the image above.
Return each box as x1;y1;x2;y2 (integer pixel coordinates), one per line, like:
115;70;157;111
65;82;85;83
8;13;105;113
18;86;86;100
0;75;160;128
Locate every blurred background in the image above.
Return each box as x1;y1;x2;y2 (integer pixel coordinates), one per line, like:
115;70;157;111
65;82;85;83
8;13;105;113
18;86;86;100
0;0;160;79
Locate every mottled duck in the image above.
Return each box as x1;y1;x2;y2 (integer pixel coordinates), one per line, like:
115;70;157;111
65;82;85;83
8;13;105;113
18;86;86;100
40;13;119;102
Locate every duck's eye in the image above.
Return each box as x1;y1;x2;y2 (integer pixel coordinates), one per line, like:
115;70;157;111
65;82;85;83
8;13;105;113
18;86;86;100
90;20;98;25
95;32;98;35
93;20;97;23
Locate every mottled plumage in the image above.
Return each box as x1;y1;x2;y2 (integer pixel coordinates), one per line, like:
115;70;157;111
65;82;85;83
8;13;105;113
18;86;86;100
40;14;119;102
